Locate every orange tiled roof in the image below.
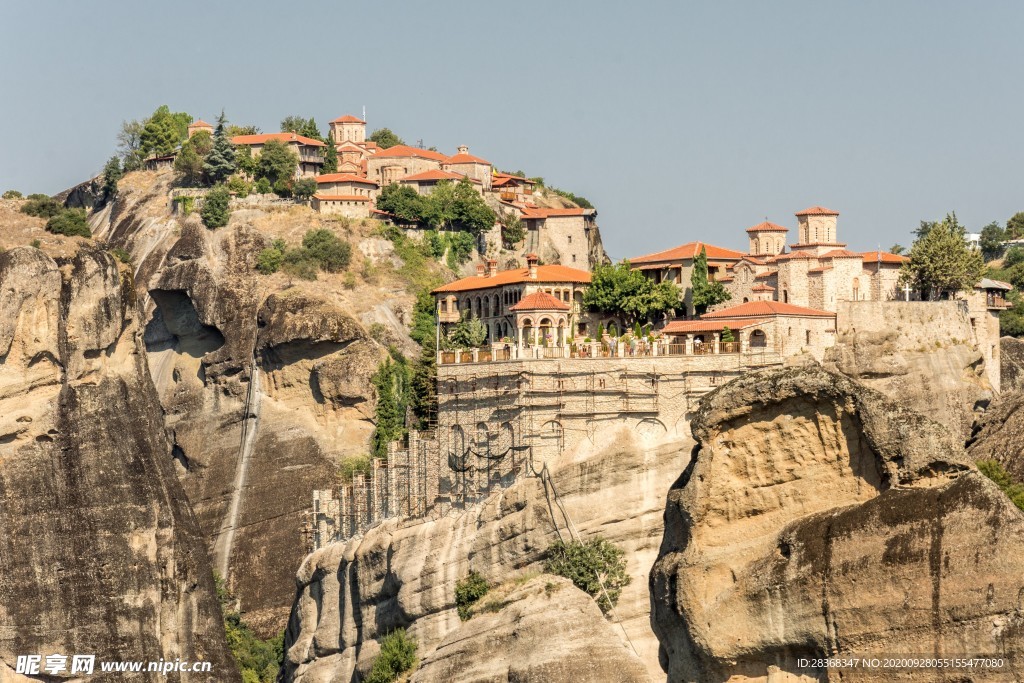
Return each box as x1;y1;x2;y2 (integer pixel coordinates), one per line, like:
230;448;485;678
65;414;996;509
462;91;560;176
316;173;377;185
432;264;591;294
313;194;370;202
630;241;745;264
663;318;768;334
741;255;767;265
402;169;480;183
330;114;365;124
717;276;734;282
703;301;835;318
445;152;491;166
808;265;833;274
509;291;571;312
796;205;839;216
751;284;775;292
190;119;213;128
231;132;326;147
774;250;818;261
754;270;777;280
520;206;589;219
861;251;910;264
493;172;535;183
746;221;789;233
372;145;449;161
821;249;862;259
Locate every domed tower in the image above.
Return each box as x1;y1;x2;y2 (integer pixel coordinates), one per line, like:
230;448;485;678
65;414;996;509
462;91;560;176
745;221;788;256
793;206;843;255
328;115;366;144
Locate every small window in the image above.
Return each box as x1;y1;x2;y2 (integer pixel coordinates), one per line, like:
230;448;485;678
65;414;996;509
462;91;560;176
572;255;577;262
568;236;572;243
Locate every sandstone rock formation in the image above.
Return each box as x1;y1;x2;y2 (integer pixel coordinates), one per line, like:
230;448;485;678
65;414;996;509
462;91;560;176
651;365;1024;682
281;426;692;682
968;388;1024;481
824;301;991;439
0;246;236;681
412;576;650;683
1002;335;1024;393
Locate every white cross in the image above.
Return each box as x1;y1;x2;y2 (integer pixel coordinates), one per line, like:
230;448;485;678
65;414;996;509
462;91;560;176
903;283;913;301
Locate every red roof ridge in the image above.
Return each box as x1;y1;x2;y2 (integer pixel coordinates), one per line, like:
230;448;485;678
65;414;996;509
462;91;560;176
402;169;480;183
316;173;377;185
313;194;371;202
373;145;448;161
231;132;326;147
630;241;745;264
432;264;591;293
820;249;861;259
330;114;365;124
746;221;789;233
796;205;839;216
703;300;834;318
445;152;491;166
509;291;571;312
860;250;910;264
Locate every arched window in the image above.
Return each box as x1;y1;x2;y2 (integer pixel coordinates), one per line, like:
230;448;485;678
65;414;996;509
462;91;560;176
750;329;767;348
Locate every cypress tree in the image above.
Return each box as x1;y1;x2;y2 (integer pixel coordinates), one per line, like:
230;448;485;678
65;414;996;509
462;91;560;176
203;111;236;185
322;140;338;174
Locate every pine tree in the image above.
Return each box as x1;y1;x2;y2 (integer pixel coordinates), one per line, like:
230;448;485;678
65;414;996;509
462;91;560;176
203;111;236;185
690;247;731;315
322;140;338;174
200;184;231;229
101;156;122;202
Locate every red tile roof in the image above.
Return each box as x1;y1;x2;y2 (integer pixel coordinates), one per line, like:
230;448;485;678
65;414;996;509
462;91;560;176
821;249;862;259
313;194;371;202
520;206;589;219
663;318;768;334
703;301;835;318
796;205;839;216
751;284;775;292
741;255;767;265
860;251;910;264
630;241;746;264
445;152;491;166
316;173;377;185
372;145;449;161
509;291;571;311
808;265;833;274
754;270;778;280
231;132;326;147
330;115;365;124
433;264;591;293
402;169;479;183
493;172;535;184
774;250;818;261
190;119;213;128
746;221;789;233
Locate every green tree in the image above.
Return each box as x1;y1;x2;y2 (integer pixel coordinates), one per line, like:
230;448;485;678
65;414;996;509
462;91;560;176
444;312;488;349
499;211;526;246
281;116;324;141
369;128;404;149
1007;212;1024;240
293;177;318;200
901;214;985;299
370;355;411;458
281;248;319;281
21;195;62;218
365;629;417;683
302;228;351;272
253;177;272;194
544;537;631;614
139;105;191;158
410;338;437;428
690;247;731;315
204;112;237;185
101;156;122;202
376;183;429;222
256;241;285;274
721;326;735;342
174;140;205;187
450;178;496;234
454;571;490;620
979;222;1007;261
226;124;260;137
322;140;338;174
889;244;905;255
200;185;231;229
2;190;22;199
236;145;258;176
46;209;91;238
227;174;251;197
583;260;681;324
255;139;298;186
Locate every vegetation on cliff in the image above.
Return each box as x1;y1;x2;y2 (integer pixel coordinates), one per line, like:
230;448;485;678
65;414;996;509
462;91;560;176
455;571;491;620
584;260;680;324
901;213;984;299
366;629;417;683
216;573;283;683
977;459;1024;510
544;537;631;614
376;179;496;234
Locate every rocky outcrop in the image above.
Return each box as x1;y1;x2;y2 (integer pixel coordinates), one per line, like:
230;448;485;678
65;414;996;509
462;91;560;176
411;576;650;683
56;174;105;211
651;365;1024;682
0;246;236;681
1003;336;1024;393
825;301;991;439
282;426;692;682
968;389;1024;480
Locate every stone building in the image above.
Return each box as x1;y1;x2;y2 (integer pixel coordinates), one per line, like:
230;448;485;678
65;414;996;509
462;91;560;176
187;119;214;138
442;146;493;190
491;172;536;202
968;278;1013;391
400;169;482;196
310;194;372;218
518;207;597;268
366;145;449;186
432;254;593;347
327;115;379;175
315;173;378;198
230;132;327;177
630;241;747;315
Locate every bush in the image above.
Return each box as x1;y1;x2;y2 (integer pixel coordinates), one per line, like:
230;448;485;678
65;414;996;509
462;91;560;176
175;195;196;215
111;247;132;264
302;229;351;272
256;247;284;274
1005;247;1024;268
254;177;272;194
272;178;293;198
544;537;631;613
216;573;283;683
365;629;417;683
46;209;91;238
21;196;62;218
227;175;251;198
339;454;371;483
281;248;319;281
2;190;22;199
30;239;41;249
293;177;318;200
977;459;1024;510
455;571;490;620
201;185;231;229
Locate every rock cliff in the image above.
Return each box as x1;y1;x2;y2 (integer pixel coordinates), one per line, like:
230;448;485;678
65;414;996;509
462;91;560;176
651;365;1024;682
1002;335;1024;393
967;388;1024;481
0;246;236;681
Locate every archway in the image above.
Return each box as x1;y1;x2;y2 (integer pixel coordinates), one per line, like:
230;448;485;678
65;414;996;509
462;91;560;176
750;329;767;348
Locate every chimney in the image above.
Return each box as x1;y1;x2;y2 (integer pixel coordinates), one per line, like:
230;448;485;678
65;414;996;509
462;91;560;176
526;253;538;279
457;145;469;155
487;258;498;277
475;263;485;276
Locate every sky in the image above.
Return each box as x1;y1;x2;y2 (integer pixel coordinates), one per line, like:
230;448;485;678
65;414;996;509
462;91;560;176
1;0;1022;259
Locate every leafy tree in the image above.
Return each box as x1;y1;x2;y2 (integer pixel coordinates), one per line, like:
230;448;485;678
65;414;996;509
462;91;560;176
410;337;437;429
174;141;205;187
544;537;631;613
1005;247;1024;268
253;177;272;194
21;196;62;218
410;289;438;347
691;247;731;315
139;105;191;158
445;231;476;269
272;178;293;197
365;629;417;683
200;185;231;229
2;190;22;199
280;116;323;141
369;128;404;149
979;221;1007;261
204;112;237;185
900;214;985;299
46;209;91;237
301;229;351;271
721;326;735;342
226;124;260;137
322;140;338;174
370;354;411;458
451;178;496;234
584;260;681;324
1007;212;1024;240
889;244;905;255
376;183;429;222
227;175;251;197
117;119;146;170
102;156;123;201
236;145;258;176
215;573;284;683
256;243;285;274
499;211;526;246
293;177;318;200
255;139;298;186
455;571;490;620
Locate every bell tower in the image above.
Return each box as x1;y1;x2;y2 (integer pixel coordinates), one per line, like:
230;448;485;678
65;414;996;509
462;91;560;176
745;221;788;256
329;115;366;145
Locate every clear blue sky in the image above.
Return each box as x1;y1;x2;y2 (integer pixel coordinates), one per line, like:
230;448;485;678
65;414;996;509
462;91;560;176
2;1;1022;259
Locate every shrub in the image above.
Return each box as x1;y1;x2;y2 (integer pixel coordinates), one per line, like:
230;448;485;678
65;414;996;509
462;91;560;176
365;629;416;683
227;175;251;198
201;185;231;229
46;209;91;238
30;239;41;249
272;178;293;198
343;272;357;289
302;229;351;272
293;177;318;200
721;326;735;342
281;248;319;281
21;195;62;218
256;247;284;274
544;537;631;613
1006;247;1024;269
254;177;272;194
2;190;22;199
977;459;1024;510
111;247;132;264
339;454;371;482
215;572;283;683
454;570;490;620
175;195;196;215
